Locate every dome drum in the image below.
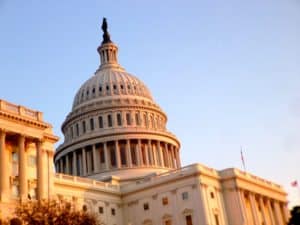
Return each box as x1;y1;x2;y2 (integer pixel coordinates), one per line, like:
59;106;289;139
55;137;180;182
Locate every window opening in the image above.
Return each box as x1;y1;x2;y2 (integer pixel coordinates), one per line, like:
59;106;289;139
143;203;149;210
162;197;168;205
117;113;122;126
182;192;189;200
98;116;103;128
82;121;86;133
108;114;112;127
126;113;131;125
186;215;193;225
90;118;94;130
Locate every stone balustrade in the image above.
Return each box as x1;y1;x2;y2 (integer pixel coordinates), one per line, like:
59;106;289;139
0;99;43;121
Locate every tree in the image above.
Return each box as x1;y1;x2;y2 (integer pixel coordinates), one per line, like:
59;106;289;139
288;206;300;225
13;199;104;225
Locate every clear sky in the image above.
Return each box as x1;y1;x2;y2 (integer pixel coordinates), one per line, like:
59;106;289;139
1;0;300;207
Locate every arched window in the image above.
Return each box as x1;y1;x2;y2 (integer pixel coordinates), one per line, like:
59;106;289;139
117;113;122;126
143;114;148;127
182;209;194;225
98;116;103;128
90;118;94;131
82;121;86;133
135;112;140;126
126;112;131;125
76;123;79;136
107;114;112;127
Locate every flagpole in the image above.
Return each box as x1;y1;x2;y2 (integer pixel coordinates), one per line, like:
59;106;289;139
298;185;300;202
240;147;246;172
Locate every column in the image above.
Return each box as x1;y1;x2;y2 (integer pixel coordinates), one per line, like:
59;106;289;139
215;188;228;225
173;146;178;168
19;135;27;202
92;144;99;173
238;189;248;224
126;140;132;167
175;148;181;168
66;154;70;174
144;142;149;166
258;197;267;225
115;141;121;168
170;146;175;168
151;142;157;166
201;184;212;224
0;129;9;202
166;143;173;168
274;201;284;225
249;194;260;225
82;148;87;176
157;141;164;167
281;202;290;225
72;151;77;176
266;199;276;225
47;150;55;198
163;143;169;167
148;140;153;166
36;140;44;200
136;139;142;166
104;142;110;170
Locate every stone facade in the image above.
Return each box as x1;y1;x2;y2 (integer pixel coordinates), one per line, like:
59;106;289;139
0;20;289;225
0;99;58;217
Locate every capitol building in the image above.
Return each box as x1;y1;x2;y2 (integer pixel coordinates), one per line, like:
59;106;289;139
0;19;289;225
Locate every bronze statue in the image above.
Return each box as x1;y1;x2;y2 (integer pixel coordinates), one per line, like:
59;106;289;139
101;17;111;44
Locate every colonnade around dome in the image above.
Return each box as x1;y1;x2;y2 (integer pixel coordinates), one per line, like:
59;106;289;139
55;138;180;178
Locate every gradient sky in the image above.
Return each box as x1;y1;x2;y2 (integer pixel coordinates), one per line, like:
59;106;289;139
1;0;300;207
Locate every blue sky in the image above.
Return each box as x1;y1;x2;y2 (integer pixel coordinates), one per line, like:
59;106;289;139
1;0;300;206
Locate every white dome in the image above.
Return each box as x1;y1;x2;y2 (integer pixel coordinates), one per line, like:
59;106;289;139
55;19;180;182
72;67;153;110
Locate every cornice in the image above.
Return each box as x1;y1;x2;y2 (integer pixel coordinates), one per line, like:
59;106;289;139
0;111;50;129
55;130;180;157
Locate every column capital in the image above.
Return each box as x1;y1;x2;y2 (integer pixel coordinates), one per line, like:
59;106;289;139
35;139;44;150
35;138;44;144
19;133;26;139
0;129;5;140
0;128;6;134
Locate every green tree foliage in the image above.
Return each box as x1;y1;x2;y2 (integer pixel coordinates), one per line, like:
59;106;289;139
288;206;300;225
13;199;104;225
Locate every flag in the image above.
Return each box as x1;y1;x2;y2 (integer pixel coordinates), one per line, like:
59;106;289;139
291;180;298;187
240;147;246;171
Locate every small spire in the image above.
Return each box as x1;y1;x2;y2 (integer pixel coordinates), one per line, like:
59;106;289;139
101;17;112;44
